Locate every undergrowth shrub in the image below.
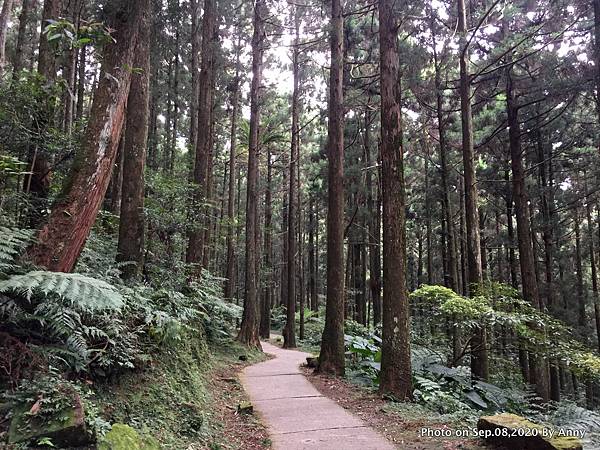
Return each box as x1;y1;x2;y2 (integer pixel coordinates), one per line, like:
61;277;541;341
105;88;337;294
0;226;240;387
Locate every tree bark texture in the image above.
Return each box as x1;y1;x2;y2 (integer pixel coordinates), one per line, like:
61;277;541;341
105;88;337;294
318;0;345;375
27;0;147;272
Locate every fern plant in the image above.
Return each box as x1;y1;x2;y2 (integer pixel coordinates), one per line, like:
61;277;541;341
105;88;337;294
0;226;34;273
0;271;124;312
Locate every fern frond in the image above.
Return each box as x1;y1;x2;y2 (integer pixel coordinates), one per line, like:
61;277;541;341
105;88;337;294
0;271;124;311
34;302;80;335
0;227;33;269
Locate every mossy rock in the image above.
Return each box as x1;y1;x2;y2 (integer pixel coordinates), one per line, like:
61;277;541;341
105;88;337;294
98;424;161;450
8;390;90;447
237;401;253;414
477;413;582;450
306;355;319;368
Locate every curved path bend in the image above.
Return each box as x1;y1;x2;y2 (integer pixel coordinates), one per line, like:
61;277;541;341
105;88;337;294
240;341;395;450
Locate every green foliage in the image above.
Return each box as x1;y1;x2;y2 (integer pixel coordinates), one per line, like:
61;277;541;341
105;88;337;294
44;19;115;50
0;224;239;382
0;271;125;311
0;155;29;178
0;227;34;272
97;423;160;450
411;284;600;383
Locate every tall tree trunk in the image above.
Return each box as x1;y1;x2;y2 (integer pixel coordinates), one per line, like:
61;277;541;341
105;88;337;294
378;0;412;400
116;4;150;280
365;107;382;326
62;0;80;135
224;38;240;300
186;0;216;270
75;45;86;122
169;29;180;173
237;0;265;349
424;148;433;285
189;0;200;157
434;44;460;293
260;147;273;339
147;1;160;171
585;190;600;350
26;0;147;272
539;131;555;312
108;137;125;213
458;0;488;381
309;195;318;311
575;206;585;327
505;169;519;288
13;0;34;76
595;202;600;352
281;150;289;307
594;0;600;153
0;0;14;74
284;8;300;348
537;124;560;401
459;177;467;295
298;162;305;340
317;0;345;375
433;24;461;360
202;124;215;269
38;0;62;80
506;66;550;402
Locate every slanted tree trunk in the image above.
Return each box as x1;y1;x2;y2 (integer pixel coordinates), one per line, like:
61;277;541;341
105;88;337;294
237;0;265;349
26;0;147;272
378;0;412;400
116;4;150;280
186;0;216;270
458;0;488;381
317;0;345;375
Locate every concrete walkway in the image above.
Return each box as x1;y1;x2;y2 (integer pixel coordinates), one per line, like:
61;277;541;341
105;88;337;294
240;341;395;450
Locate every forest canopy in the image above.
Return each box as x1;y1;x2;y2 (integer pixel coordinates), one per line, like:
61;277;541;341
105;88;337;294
1;0;600;448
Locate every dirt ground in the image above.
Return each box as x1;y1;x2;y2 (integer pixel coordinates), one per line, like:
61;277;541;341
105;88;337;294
301;366;489;450
199;360;272;450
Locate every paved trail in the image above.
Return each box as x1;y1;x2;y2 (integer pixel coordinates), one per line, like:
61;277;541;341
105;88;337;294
240;341;395;450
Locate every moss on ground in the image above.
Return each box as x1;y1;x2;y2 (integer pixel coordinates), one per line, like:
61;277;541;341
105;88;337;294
98;423;161;450
94;330;265;449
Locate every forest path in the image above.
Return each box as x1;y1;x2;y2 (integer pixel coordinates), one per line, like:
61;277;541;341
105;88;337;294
240;341;396;450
